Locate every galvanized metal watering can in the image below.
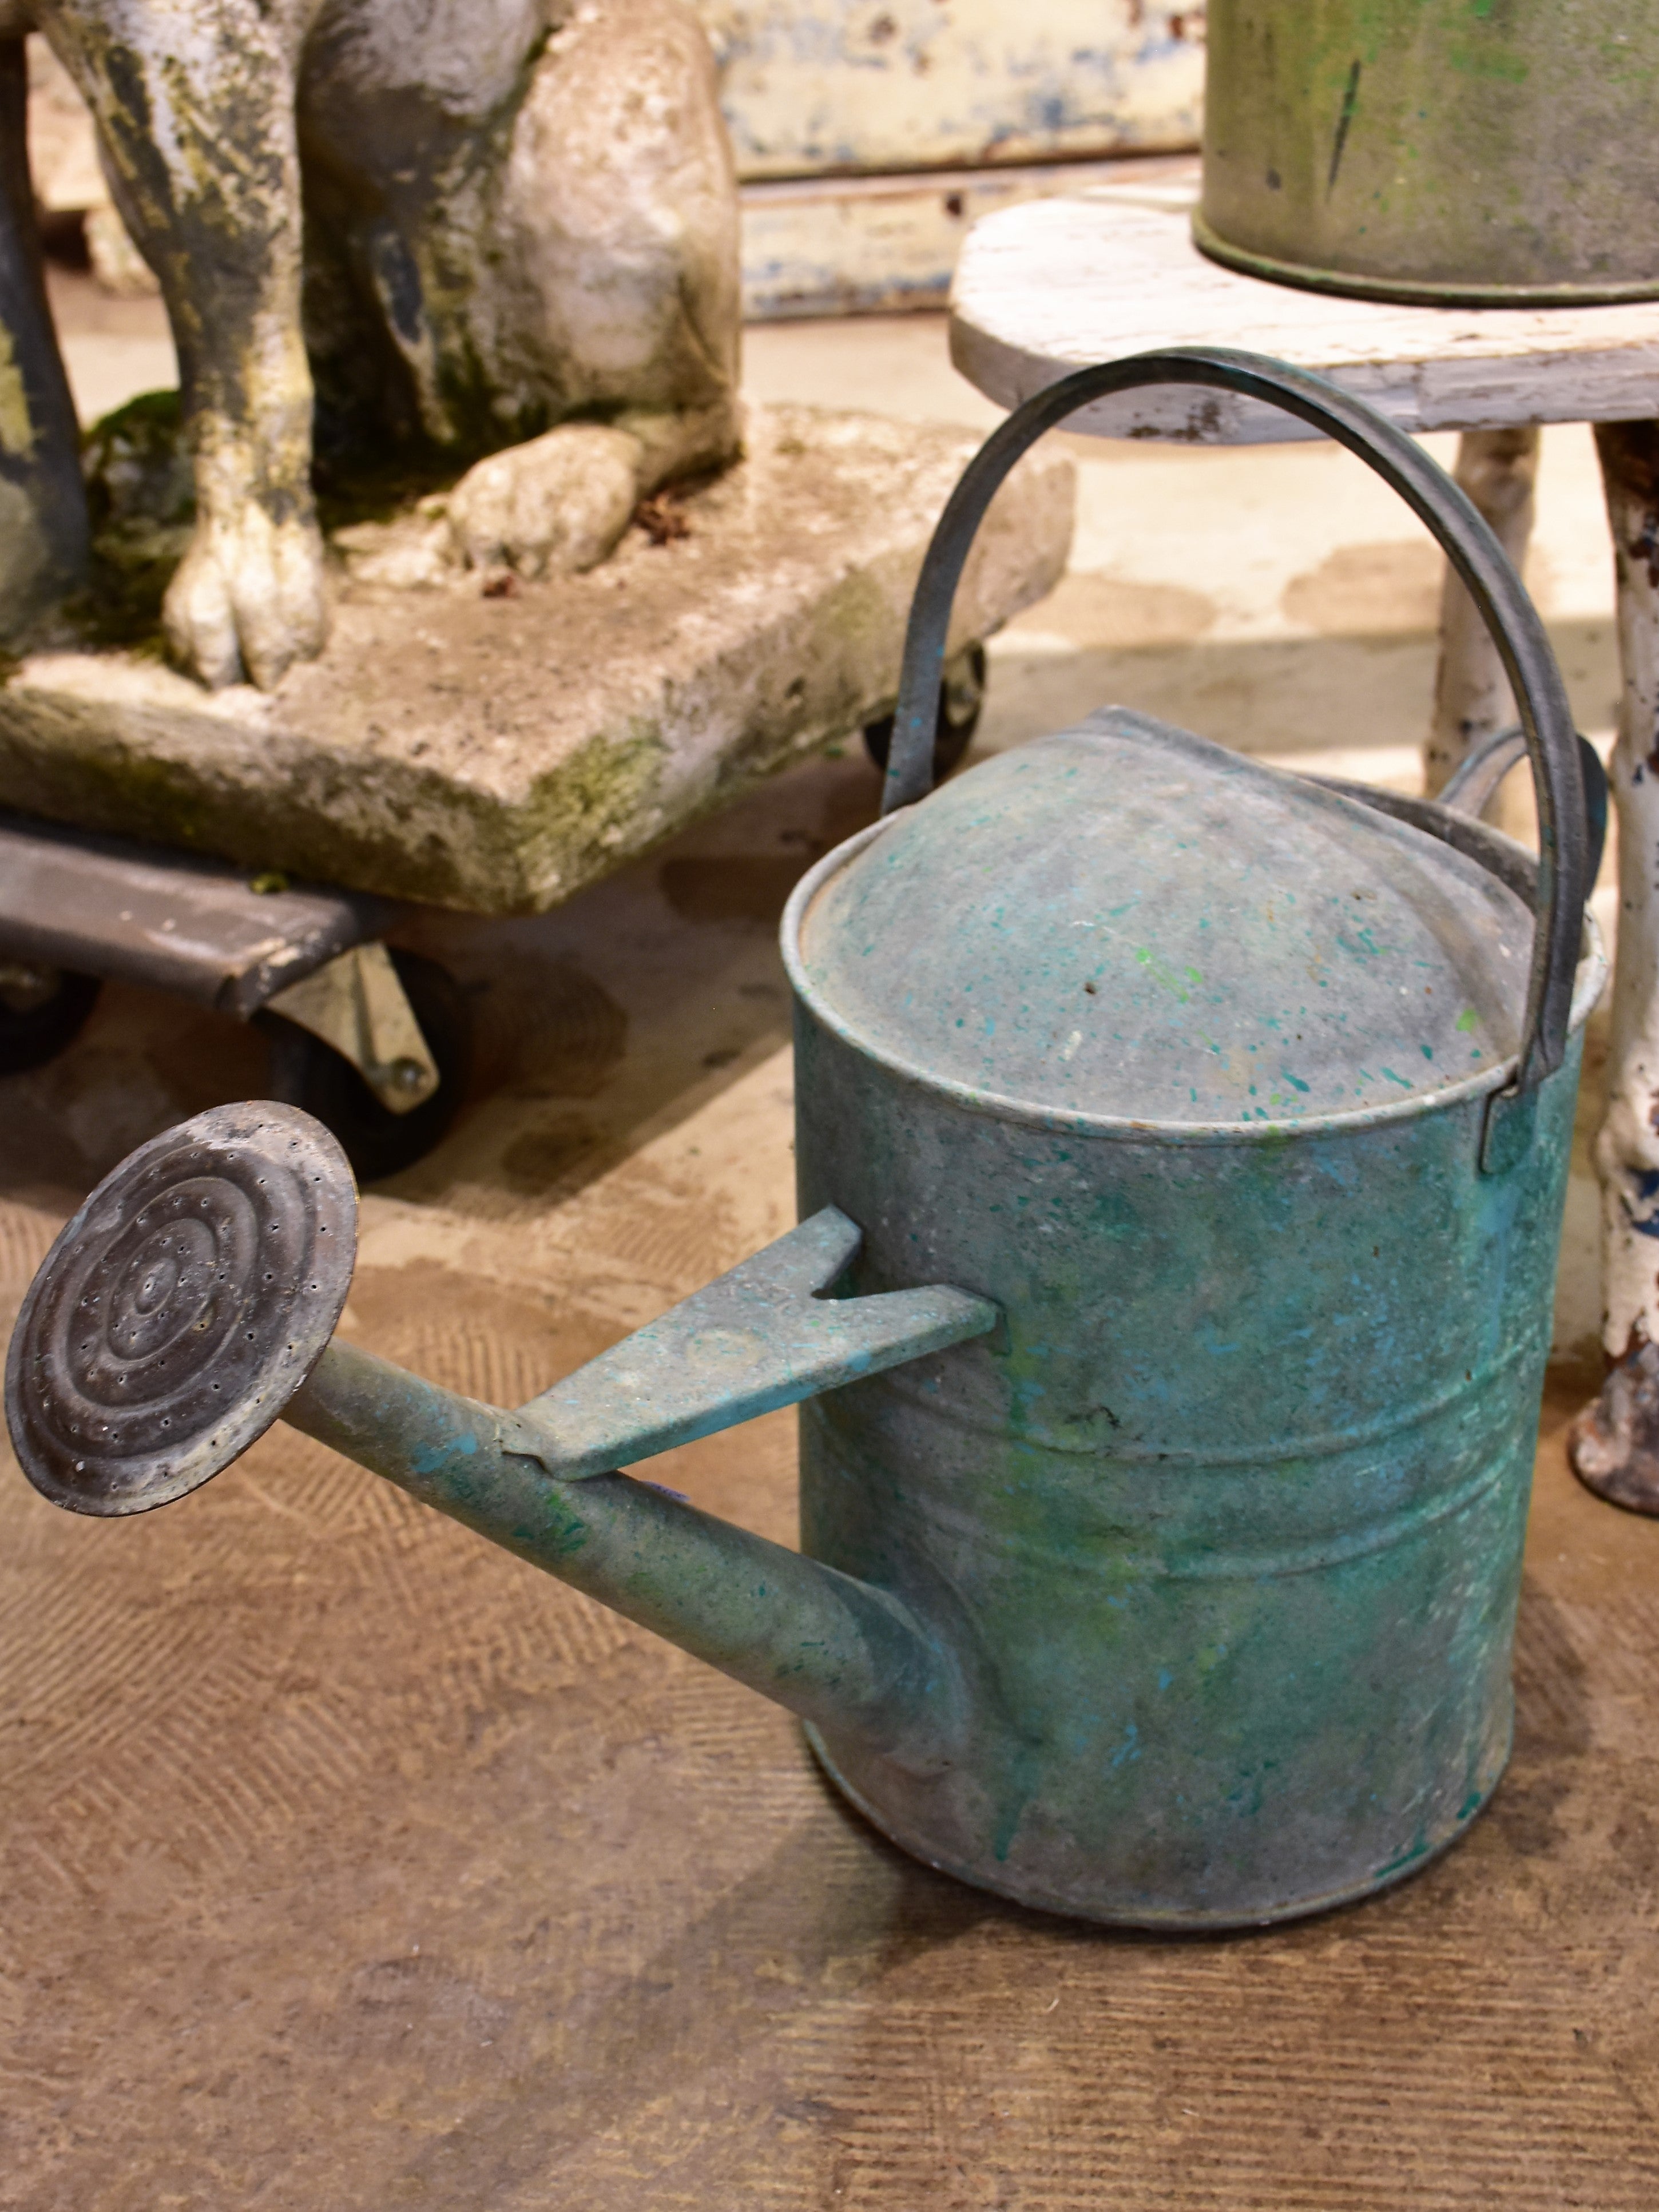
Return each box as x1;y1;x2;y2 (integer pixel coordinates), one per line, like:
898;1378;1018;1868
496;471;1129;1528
6;352;1605;1928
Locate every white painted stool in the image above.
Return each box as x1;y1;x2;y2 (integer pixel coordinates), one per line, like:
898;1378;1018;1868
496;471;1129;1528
950;186;1659;1508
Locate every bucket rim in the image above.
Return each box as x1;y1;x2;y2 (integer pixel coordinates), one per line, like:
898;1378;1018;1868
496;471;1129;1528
1190;209;1659;311
781;811;1608;1147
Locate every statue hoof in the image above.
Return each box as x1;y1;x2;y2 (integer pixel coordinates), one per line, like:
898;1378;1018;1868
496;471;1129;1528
447;424;642;579
1568;1340;1659;1514
5;1103;356;1516
164;512;330;690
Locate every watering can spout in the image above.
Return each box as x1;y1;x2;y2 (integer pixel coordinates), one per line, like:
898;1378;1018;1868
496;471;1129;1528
285;1333;961;1762
282;1206;994;1762
5;1105;998;1769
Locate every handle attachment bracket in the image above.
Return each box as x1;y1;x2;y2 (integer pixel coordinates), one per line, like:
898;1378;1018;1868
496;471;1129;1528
499;1209;999;1478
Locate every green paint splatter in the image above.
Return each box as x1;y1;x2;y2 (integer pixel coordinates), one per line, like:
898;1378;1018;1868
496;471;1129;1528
1135;947;1193;1002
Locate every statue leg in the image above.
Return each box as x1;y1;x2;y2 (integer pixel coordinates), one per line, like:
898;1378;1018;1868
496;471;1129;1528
296;0;739;578
37;0;325;690
508;0;741;475
1570;420;1659;1512
1424;426;1541;838
0;35;89;637
443;0;742;576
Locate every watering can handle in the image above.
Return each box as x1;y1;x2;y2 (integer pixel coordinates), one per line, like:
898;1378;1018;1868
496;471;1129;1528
883;346;1588;1097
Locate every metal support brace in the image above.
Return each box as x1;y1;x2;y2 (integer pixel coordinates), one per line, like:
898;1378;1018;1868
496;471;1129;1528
498;1208;999;1478
264;944;439;1114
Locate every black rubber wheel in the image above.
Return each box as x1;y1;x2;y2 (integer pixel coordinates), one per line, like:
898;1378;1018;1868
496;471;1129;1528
256;949;473;1184
0;966;101;1075
863;644;986;785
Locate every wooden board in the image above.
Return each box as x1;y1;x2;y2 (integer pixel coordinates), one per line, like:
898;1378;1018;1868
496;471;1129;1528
696;1;1201;179
951;189;1659;443
740;157;1197;321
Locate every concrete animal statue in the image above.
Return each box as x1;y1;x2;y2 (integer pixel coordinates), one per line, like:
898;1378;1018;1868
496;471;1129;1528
0;0;741;688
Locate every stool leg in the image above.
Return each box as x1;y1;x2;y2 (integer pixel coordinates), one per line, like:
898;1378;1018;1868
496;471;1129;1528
1570;420;1659;1511
1426;427;1541;836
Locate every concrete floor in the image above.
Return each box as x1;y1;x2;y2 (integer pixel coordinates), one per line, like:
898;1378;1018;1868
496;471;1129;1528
3;292;1654;2210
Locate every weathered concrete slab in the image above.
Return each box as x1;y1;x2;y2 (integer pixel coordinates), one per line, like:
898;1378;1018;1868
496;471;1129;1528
0;406;1073;914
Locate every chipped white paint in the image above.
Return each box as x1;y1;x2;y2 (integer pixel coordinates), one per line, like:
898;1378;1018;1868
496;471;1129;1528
1591;425;1659;1367
703;0;1203;316
1427;427;1541;845
694;1;1202;178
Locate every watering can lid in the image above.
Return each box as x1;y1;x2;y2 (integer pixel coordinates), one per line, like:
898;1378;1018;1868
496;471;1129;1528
789;710;1538;1130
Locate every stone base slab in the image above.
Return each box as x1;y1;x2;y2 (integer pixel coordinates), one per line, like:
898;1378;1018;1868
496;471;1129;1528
0;407;1073;915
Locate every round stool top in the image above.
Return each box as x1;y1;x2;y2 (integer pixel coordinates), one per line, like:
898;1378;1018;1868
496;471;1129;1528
950;186;1659;446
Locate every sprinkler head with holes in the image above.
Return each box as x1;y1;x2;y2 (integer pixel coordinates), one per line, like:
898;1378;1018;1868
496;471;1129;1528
6;1103;355;1515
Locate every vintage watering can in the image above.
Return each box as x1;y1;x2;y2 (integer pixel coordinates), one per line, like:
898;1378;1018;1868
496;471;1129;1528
6;351;1605;1929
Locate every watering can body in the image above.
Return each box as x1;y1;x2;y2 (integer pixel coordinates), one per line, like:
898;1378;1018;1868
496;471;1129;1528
787;722;1591;1924
5;351;1602;1929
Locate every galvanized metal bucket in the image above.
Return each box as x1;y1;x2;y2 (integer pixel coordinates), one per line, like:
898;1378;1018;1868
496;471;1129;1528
1196;1;1659;305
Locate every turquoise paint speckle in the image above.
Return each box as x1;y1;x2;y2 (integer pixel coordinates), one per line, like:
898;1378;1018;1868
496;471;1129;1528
411;1431;479;1476
1109;1722;1141;1770
1374;1830;1432;1879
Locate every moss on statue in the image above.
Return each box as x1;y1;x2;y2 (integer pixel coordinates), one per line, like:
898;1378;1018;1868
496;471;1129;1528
61;390;190;652
0;409;1074;911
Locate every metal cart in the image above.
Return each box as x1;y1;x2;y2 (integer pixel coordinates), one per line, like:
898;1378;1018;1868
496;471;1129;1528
0;811;472;1181
0;658;986;1180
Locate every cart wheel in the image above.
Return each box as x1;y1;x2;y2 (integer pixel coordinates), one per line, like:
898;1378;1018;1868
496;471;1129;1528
0;965;101;1076
863;644;986;785
257;950;473;1184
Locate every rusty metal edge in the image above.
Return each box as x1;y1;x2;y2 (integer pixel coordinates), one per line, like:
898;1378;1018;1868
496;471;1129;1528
801;1714;1510;1930
1190;211;1659;309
